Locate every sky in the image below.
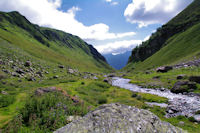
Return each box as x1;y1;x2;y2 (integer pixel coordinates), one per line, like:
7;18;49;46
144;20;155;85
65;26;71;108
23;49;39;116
0;0;193;55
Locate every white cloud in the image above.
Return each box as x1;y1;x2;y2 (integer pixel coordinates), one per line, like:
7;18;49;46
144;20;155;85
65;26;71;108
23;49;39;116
0;0;129;40
95;39;142;54
124;0;193;28
105;0;118;6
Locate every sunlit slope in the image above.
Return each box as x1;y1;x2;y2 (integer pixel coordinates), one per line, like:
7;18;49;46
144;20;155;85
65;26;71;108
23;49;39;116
0;11;112;73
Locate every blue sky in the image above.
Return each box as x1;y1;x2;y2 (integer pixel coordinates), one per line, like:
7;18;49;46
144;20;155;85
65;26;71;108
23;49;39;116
0;0;193;54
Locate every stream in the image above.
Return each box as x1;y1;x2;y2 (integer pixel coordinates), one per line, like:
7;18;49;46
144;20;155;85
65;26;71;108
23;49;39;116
112;77;200;119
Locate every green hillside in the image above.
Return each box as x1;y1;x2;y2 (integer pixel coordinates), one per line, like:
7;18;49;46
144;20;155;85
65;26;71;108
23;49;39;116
0;11;112;73
0;11;114;131
127;0;200;71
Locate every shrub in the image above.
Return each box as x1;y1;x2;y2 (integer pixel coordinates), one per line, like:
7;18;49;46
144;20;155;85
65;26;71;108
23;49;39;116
188;117;196;122
97;96;107;104
131;92;138;98
5;91;88;132
0;95;15;107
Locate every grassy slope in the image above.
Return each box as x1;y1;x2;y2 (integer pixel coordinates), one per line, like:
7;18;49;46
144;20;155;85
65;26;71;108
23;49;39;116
126;0;200;71
125;22;200;71
0;11;112;73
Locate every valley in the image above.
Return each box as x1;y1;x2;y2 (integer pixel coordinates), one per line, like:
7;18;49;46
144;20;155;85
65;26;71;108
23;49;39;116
1;0;200;133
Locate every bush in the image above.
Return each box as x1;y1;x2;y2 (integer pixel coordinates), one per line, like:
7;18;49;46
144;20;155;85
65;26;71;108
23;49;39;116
97;96;107;104
5;91;88;132
0;95;15;107
131;92;138;98
188;117;196;122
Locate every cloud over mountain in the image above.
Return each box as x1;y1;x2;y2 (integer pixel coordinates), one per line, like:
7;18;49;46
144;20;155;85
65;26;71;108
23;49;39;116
0;0;130;40
124;0;193;28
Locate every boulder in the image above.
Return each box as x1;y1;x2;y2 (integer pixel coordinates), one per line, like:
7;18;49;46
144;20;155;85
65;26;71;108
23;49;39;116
103;78;111;84
68;69;74;74
16;69;25;74
24;61;32;67
53;75;59;79
107;74;116;77
1;91;8;95
35;87;57;96
54;103;185;133
177;74;186;80
153;76;160;79
189;76;200;84
36;71;43;77
27;77;36;81
58;65;65;69
171;81;197;94
194;115;200;123
156;66;173;73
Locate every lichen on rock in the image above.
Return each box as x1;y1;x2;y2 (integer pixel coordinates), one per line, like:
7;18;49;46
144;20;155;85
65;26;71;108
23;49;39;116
54;103;185;133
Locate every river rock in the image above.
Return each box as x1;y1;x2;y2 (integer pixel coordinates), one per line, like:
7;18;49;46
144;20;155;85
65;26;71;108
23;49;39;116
189;76;200;84
54;103;185;133
194;115;200;123
156;66;173;73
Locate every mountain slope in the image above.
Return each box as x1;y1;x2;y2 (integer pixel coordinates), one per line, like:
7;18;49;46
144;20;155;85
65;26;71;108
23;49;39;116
126;0;200;71
0;11;112;73
103;51;131;70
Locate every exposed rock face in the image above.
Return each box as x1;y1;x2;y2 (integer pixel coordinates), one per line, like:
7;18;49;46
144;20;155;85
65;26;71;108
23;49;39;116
54;103;185;133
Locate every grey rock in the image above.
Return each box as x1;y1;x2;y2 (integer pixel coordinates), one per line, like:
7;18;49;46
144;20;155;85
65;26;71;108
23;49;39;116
1;91;8;95
36;71;43;77
53;75;59;79
58;65;65;69
178;121;185;126
156;66;173;73
68;69;74;74
35;87;57;96
194;115;200;123
16;69;25;74
153;76;160;79
177;75;187;80
27;77;36;81
11;72;18;77
189;76;200;84
66;116;82;123
54;103;185;133
171;81;197;94
107;74;116;77
2;69;10;74
24;61;32;67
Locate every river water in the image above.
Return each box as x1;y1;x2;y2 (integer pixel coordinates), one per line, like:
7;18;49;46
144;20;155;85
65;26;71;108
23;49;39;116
112;77;200;118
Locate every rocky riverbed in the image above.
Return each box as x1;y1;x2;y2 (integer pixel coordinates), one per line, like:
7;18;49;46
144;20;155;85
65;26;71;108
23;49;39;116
112;77;200;120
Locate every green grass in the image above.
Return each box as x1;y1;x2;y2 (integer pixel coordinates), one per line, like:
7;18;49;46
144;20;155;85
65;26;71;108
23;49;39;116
125;66;200;91
125;0;200;72
0;11;112;73
125;22;200;71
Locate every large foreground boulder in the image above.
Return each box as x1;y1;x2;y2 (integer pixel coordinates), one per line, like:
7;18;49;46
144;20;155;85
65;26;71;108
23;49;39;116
54;103;185;133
